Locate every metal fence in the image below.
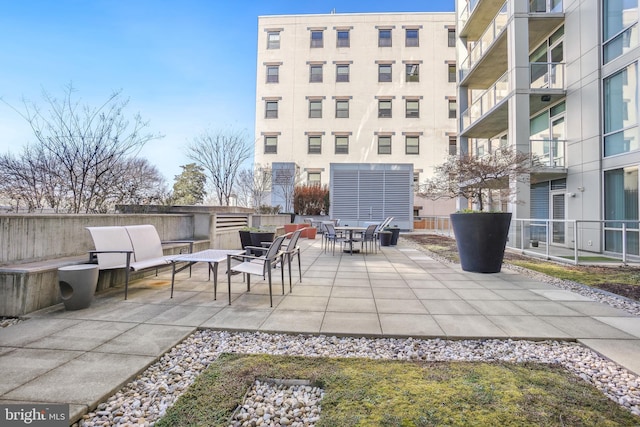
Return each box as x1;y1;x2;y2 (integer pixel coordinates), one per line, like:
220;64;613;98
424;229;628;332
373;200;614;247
415;216;639;265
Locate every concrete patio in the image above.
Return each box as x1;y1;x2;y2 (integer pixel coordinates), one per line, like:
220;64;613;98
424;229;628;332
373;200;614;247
1;235;640;424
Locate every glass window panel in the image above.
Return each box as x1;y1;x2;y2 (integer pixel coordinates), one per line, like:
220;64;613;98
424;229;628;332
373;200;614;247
264;136;277;153
604;0;638;41
406;29;419;47
448;28;456;47
337;31;350;47
310;65;323;82
406;136;419;154
336;64;349;82
267;32;280;49
406;100;419;118
309;100;322;118
265;101;278;118
335;136;349;154
308;136;322;154
604;63;637;134
336;100;349;118
311;31;323;48
379;64;392;82
604;128;639;156
378;136;392;154
406;64;419;82
379;100;392;118
379;29;392;47
266;66;279;83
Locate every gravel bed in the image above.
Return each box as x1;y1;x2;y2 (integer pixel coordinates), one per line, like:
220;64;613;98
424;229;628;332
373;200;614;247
0;317;24;328
76;331;640;426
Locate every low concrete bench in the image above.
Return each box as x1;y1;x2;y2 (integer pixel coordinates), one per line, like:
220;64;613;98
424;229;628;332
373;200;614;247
0;227;209;316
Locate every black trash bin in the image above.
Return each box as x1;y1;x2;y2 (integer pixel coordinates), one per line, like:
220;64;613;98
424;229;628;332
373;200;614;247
379;231;392;247
387;227;400;245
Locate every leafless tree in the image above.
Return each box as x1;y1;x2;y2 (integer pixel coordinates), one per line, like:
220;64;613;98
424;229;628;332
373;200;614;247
418;146;536;212
185;128;252;206
2;84;162;213
235;164;272;208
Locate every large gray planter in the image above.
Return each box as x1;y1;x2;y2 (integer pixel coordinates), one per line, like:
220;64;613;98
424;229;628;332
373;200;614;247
450;212;512;273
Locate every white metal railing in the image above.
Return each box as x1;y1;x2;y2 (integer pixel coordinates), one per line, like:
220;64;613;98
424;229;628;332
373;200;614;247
530;138;566;168
461;72;509;129
530;62;565;89
529;0;563;13
417;217;639;266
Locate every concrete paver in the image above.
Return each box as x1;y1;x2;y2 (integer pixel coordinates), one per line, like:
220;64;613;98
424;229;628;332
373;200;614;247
1;236;639;425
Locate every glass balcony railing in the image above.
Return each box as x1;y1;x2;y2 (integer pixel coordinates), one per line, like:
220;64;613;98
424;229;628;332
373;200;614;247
461;72;509;129
530;62;565;89
529;0;563;13
530;138;566;168
459;1;508;80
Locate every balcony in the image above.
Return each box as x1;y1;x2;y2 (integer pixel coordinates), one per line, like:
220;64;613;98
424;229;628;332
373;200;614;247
531;138;567;180
460;0;563;88
461;72;509;137
459;2;508;87
459;0;506;40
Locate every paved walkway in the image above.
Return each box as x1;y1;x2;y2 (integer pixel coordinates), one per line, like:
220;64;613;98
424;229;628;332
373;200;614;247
2;236;640;424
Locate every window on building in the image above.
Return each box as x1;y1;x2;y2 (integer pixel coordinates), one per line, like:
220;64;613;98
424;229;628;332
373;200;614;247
336;64;350;82
406;64;419;82
406;99;419;118
310;30;324;48
337;30;350;47
603;0;638;63
378;29;392;47
406;29;419;47
448;64;456;83
266;65;279;83
604;166;639;255
448;99;457;119
378;135;392;154
308;171;321;185
309;99;322;118
449;136;457;155
265;100;278;118
267;31;280;49
604;62;639;156
308;135;322;154
378;100;392;118
378;64;392;82
310;64;323;82
264;136;277;154
335;135;349;154
448;28;456;47
336;99;349;118
405;135;419;155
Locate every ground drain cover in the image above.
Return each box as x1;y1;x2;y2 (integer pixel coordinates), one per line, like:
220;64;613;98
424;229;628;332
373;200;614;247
229;378;324;426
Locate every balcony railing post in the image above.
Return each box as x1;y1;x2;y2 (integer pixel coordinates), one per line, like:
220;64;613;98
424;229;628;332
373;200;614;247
622;223;628;265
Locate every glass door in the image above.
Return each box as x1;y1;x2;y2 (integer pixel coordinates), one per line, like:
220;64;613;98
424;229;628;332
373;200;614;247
551;192;566;244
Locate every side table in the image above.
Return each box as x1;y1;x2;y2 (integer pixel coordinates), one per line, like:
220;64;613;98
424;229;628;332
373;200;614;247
58;264;99;310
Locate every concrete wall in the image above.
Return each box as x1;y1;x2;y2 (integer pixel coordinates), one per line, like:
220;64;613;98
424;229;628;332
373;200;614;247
0;209;288;316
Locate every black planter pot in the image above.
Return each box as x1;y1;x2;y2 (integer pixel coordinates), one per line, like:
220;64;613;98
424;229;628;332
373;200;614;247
250;232;275;254
387;227;400;245
379;231;392;246
450;212;512;273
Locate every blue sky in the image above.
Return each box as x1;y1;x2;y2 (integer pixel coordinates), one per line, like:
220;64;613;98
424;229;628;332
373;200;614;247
0;0;454;183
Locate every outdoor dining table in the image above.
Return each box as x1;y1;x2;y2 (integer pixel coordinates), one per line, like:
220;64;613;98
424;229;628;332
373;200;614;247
169;249;245;299
335;225;367;254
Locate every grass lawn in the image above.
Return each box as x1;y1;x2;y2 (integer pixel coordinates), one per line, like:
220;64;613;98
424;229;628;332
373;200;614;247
157;354;639;426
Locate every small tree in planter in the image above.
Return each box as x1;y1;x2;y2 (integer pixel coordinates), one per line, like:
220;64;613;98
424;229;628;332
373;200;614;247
419;147;536;272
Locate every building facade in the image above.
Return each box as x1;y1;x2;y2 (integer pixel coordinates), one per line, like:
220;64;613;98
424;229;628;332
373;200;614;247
456;0;639;256
255;12;457;217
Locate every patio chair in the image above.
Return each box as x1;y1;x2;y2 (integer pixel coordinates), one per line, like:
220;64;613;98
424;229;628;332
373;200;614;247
352;223;379;255
323;223;346;255
227;234;286;307
281;229;303;291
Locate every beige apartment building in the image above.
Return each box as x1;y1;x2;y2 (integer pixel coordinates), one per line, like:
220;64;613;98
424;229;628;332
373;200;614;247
457;0;639;257
254;12;457;220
